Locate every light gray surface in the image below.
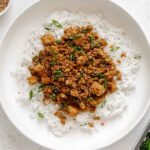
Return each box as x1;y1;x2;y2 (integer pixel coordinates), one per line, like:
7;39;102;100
0;0;149;149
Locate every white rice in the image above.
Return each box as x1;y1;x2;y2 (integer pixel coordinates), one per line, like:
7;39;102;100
11;11;141;136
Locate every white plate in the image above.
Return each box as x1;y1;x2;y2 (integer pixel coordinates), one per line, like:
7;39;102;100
0;0;150;150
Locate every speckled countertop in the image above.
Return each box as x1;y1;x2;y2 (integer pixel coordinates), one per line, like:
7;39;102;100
0;0;150;149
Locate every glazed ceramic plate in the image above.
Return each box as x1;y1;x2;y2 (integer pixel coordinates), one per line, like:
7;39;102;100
0;0;150;150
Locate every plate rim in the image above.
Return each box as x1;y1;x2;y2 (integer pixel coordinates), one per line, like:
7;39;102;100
0;0;150;149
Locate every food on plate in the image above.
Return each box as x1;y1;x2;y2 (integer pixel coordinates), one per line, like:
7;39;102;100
12;11;141;136
27;25;122;120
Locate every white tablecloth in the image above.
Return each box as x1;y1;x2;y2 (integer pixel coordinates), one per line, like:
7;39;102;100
0;0;150;149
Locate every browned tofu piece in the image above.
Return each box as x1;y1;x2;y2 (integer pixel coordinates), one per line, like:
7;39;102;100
76;56;88;65
67;106;79;117
41;34;55;46
27;76;38;85
90;82;105;96
41;77;51;84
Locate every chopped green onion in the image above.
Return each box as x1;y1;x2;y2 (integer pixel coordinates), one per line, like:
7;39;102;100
50;93;57;101
60;102;68;109
86;97;93;101
74;45;85;54
94;42;101;48
82;28;91;34
29;90;33;100
50;61;56;66
32;56;38;61
44;26;51;30
89;35;95;43
50;49;58;66
50;49;57;56
92;73;108;89
69;53;76;61
68;36;74;40
56;39;61;44
69;34;81;40
89;35;96;49
93;73;105;79
74;46;82;51
54;69;62;75
78;72;84;79
74;34;81;40
51;19;62;28
54;76;59;80
103;78;108;88
67;42;74;47
54;69;64;80
110;47;120;51
38;84;45;93
100;99;106;108
134;55;141;59
37;112;45;118
80;123;88;126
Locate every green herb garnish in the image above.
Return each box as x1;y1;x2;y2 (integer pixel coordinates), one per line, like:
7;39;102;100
82;28;91;34
29;86;46;99
67;42;74;47
32;56;38;61
38;84;45;93
80;123;88;126
94;73;105;79
60;101;68;109
69;34;81;40
94;42;101;48
54;69;62;75
69;53;76;61
74;46;82;51
110;47;120;51
89;35;96;49
56;39;61;44
74;46;85;54
92;73;108;88
50;49;57;56
134;55;141;59
100;99;106;108
50;61;57;66
50;49;58;66
54;76;59;80
37;112;45;118
74;34;81;40
54;69;64;80
29;90;33;100
103;78;108;88
50;93;57;101
44;26;51;30
86;97;93;101
51;19;62;28
89;35;95;43
78;72;84;79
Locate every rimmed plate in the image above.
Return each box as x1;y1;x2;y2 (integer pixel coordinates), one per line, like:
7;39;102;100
0;0;150;150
